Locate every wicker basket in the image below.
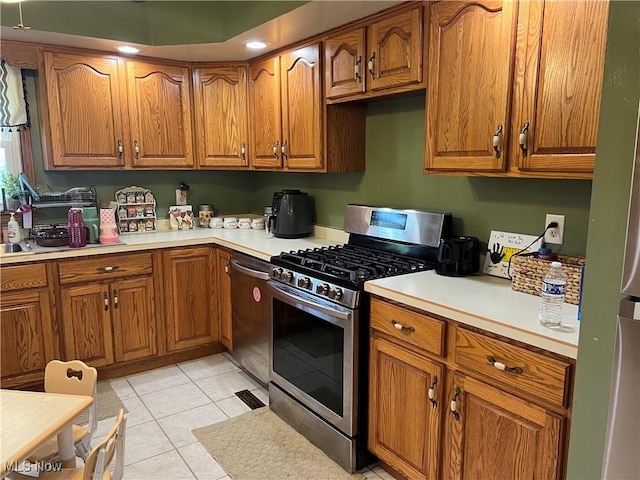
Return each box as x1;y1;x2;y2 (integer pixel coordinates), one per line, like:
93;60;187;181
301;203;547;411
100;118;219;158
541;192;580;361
511;254;585;305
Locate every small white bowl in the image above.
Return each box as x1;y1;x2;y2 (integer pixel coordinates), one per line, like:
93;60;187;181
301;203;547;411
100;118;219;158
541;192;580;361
238;217;252;229
210;217;224;228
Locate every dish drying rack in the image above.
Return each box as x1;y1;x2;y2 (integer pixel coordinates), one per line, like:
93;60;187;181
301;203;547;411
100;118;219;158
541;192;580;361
33;186;97;208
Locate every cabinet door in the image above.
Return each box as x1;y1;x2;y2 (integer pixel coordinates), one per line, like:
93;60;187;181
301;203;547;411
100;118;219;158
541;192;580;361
60;283;115;367
194;66;249;169
446;373;564;480
126;60;194;168
368;6;424;92
249;56;282;169
216;249;232;350
280;43;323;170
0;290;58;383
425;1;518;172
111;276;157;363
512;0;609;175
325;28;366;99
163;247;218;352
369;336;443;480
42;52;127;169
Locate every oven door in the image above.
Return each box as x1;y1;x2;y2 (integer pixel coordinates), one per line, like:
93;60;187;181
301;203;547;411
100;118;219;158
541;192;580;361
268;280;358;437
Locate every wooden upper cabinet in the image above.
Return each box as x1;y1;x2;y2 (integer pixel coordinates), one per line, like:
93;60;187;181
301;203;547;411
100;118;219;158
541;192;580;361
325;4;425;102
325;28;366;99
368;6;423;92
280;44;323;170
249;56;282;169
426;0;517;173
249;44;323;171
125;60;194;168
425;0;609;178
42;52;128;169
445;373;564;480
193;66;249;169
511;0;609;175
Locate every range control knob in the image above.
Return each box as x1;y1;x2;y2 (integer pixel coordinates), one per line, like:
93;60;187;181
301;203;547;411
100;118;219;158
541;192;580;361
316;283;330;295
297;277;311;289
282;270;294;283
273;267;283;279
328;288;343;300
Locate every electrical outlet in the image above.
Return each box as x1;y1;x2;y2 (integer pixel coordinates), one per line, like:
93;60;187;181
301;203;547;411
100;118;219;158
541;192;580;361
544;214;565;245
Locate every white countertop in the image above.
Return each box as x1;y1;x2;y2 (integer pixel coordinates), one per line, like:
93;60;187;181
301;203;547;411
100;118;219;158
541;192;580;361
1;225;579;358
365;271;579;359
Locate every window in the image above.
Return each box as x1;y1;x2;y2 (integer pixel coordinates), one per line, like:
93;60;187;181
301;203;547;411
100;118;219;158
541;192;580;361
0;129;22;176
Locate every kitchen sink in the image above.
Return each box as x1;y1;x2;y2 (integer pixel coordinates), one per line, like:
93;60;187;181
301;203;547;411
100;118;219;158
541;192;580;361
0;242;34;256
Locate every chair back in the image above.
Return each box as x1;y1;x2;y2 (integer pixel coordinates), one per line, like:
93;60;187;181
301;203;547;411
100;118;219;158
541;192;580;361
44;360;97;397
83;408;126;480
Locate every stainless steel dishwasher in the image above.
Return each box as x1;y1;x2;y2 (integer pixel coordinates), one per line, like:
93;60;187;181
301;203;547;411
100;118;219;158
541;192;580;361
229;252;271;386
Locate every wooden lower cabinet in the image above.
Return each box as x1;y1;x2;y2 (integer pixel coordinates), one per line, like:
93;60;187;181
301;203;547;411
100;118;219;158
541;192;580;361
216;249;232;350
0;262;59;387
58;252;156;368
162;246;218;352
445;373;564;480
369;298;571;480
368;335;443;480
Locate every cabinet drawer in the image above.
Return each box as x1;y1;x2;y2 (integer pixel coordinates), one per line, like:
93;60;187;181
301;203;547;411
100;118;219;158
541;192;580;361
1;263;48;291
370;297;445;357
454;328;571;407
58;252;153;284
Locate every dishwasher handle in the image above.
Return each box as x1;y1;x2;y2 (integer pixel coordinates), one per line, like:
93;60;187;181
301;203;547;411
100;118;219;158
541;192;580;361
230;258;270;280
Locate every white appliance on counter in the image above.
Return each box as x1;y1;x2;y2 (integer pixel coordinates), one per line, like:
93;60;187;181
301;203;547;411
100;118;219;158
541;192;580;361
602;110;640;480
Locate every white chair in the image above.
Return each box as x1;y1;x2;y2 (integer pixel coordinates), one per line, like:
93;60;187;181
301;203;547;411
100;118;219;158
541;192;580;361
26;360;98;463
38;408;126;480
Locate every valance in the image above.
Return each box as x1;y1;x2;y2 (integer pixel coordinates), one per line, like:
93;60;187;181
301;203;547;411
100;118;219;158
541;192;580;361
0;58;30;130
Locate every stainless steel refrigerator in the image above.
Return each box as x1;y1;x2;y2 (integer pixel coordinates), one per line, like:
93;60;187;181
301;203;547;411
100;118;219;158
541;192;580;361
602;110;640;480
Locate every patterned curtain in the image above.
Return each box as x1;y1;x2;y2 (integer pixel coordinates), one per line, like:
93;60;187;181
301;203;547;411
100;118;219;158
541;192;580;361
0;58;30;130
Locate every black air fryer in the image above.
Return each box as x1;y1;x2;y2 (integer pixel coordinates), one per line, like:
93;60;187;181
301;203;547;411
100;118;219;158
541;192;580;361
270;190;315;238
436;236;480;276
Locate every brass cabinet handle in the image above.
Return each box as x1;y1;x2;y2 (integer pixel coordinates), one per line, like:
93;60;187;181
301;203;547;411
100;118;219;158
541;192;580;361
241;142;246;160
487;355;524;374
428;375;438;408
368;52;376;77
113;289;119;309
450;387;462;421
391;319;415;332
117;140;123;159
134;140;140;159
225;264;229;274
281;140;288;160
103;292;109;311
354;56;362;82
493;124;503;159
519;121;530;157
273;141;279;159
96;265;120;273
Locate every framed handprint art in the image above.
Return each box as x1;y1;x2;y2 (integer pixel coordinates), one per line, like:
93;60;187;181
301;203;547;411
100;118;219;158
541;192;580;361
482;230;543;279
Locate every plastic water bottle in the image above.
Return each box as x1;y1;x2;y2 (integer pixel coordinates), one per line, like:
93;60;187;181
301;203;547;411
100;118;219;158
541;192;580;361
539;261;567;328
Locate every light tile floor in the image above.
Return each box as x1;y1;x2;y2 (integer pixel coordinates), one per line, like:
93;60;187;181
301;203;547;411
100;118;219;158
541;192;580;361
90;352;388;480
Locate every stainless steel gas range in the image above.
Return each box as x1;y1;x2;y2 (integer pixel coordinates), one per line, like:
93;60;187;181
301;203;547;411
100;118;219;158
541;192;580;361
267;204;452;472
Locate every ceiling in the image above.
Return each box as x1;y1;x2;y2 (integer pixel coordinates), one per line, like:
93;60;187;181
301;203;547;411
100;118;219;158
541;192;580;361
0;0;401;61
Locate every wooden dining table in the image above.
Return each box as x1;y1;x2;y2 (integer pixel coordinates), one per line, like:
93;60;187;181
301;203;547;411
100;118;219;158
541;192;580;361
0;389;93;477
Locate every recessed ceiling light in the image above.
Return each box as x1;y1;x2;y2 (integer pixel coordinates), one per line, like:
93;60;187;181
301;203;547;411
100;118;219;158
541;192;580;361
245;41;268;50
117;45;140;54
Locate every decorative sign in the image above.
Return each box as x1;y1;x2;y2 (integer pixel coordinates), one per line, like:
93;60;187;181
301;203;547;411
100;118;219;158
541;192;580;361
483;230;543;279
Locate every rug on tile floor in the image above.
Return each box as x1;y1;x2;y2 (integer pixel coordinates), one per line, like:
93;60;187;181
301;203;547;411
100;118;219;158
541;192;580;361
75;381;128;425
192;408;364;480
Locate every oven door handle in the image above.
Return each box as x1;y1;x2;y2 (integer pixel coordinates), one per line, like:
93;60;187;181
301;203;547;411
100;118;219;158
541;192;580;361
230;259;270;280
269;281;353;322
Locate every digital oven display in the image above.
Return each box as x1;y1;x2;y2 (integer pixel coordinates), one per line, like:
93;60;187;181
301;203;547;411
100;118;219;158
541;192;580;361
370;211;408;230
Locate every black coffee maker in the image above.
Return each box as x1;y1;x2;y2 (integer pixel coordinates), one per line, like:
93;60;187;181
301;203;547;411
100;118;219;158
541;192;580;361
436;236;480;276
269;190;315;238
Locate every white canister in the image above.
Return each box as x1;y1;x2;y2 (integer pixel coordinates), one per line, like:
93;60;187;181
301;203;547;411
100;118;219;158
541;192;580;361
251;218;265;230
238;217;251;229
223;217;238;229
210;217;223;228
